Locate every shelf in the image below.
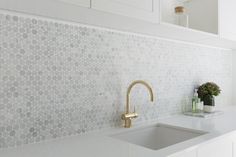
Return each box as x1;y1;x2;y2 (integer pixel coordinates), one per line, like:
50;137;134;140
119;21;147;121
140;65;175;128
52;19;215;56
155;22;236;50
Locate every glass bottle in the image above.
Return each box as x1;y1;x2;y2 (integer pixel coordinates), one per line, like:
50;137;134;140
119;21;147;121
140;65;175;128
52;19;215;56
192;89;198;113
175;6;189;28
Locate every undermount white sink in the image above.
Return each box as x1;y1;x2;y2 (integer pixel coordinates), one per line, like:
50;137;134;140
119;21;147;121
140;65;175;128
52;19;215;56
112;124;207;150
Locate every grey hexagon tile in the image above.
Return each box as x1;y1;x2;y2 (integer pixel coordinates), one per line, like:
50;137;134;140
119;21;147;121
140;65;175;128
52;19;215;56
0;12;233;149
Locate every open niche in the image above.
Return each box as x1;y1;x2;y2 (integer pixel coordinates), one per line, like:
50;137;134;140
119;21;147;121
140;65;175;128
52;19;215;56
161;0;218;35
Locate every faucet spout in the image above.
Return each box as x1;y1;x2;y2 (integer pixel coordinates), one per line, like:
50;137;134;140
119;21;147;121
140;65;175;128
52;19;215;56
122;80;154;128
126;80;154;114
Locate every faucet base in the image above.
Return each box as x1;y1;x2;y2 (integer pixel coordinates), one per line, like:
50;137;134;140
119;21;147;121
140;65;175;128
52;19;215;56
124;119;132;128
121;112;138;128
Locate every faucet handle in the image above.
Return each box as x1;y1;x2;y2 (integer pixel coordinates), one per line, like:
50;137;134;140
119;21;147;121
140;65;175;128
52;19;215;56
133;106;138;118
121;112;138;120
121;105;138;128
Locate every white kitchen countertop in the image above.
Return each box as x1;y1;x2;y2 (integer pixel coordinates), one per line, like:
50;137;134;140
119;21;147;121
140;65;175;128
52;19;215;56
1;106;236;157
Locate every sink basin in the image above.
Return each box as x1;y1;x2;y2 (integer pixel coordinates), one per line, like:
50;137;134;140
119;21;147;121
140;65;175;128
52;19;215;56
112;124;207;150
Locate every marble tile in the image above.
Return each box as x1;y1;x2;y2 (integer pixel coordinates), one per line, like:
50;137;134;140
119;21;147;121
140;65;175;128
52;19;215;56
0;12;233;148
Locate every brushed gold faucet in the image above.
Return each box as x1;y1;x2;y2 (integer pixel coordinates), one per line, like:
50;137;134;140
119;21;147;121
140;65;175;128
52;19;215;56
121;80;154;128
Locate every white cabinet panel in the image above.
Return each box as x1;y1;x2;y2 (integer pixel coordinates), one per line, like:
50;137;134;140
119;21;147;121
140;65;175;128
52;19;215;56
219;0;236;41
198;138;232;157
234;142;236;157
232;135;236;157
92;0;160;23
58;0;90;8
0;0;91;26
168;149;197;157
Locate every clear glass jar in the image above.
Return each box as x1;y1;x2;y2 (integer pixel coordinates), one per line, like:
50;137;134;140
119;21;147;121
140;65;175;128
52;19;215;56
175;6;189;28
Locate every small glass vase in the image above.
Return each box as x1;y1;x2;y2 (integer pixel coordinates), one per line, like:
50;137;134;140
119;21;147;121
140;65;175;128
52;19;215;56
175;6;189;28
203;95;215;106
203;95;215;113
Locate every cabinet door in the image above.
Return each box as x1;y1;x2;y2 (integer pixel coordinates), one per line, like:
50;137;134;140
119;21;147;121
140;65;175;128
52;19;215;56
219;0;236;41
92;0;160;23
233;135;236;157
58;0;90;8
0;0;91;25
168;149;197;157
234;142;236;157
198;138;232;157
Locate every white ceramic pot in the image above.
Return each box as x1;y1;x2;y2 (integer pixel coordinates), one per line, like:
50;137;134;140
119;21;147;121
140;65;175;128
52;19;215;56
203;105;215;113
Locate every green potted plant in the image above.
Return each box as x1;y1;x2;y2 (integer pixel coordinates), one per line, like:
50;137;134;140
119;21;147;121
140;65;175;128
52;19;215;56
197;82;221;113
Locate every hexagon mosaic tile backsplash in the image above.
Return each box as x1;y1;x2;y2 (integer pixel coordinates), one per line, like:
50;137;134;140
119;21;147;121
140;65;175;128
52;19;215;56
0;11;233;148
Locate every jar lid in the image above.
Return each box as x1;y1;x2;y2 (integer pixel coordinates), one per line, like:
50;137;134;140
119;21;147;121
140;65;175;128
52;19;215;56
175;6;185;13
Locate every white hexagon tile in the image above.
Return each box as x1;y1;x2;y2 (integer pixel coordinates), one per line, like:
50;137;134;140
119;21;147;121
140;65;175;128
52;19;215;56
0;12;233;148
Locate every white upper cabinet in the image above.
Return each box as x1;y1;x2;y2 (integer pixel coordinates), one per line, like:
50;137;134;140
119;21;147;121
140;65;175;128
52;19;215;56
219;0;236;41
0;0;93;30
57;0;90;8
0;0;91;20
91;0;160;23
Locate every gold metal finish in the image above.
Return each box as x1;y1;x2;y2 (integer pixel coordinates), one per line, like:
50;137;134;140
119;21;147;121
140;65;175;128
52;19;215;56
122;80;154;128
175;6;185;14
